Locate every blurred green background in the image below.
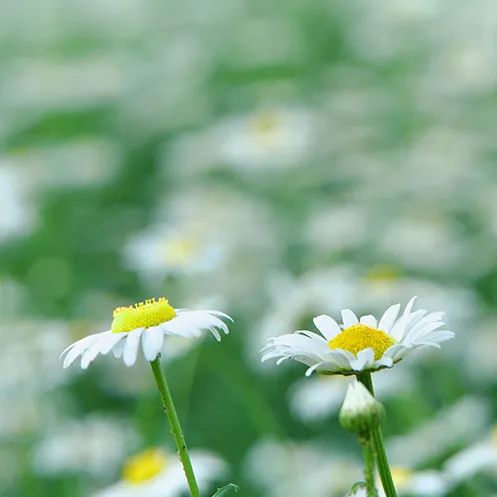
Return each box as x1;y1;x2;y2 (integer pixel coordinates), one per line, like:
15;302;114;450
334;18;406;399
1;0;497;496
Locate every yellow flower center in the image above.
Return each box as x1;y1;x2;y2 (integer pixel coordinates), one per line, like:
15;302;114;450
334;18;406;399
328;324;396;360
111;298;176;333
163;237;199;267
365;265;401;283
122;449;167;484
391;467;413;488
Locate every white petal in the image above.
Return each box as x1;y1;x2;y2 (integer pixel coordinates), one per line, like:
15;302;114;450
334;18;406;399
142;327;165;361
313;315;341;340
99;333;125;355
402;296;417;317
305;362;324;376
112;337;127;358
378;303;401;333
359;315;377;328
341;309;359;328
350;348;375;371
62;333;103;369
161;310;230;340
81;337;108;370
123;329;144;366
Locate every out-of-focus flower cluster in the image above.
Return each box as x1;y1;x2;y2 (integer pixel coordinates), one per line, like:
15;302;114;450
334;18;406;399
1;0;497;496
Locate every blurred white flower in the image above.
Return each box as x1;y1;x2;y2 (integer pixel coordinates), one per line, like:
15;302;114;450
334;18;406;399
376;213;466;272
93;448;226;497
32;415;140;477
61;298;232;369
464;318;497;381
2;55;127;113
167;107;320;174
123;225;223;279
444;425;497;485
245;439;360;497
0;320;72;393
19;139;120;188
387;396;489;467
218;107;317;170
262;297;453;376
0;162;36;241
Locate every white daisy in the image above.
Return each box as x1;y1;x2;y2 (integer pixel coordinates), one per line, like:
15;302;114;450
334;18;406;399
261;297;453;376
387;396;489;468
92;448;227;497
443;425;497;485
245;439;361;497
60;297;232;369
32;415;139;478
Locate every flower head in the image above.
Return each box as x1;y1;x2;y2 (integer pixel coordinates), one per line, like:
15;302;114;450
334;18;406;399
93;448;227;497
261;297;454;376
339;381;384;434
60;298;232;369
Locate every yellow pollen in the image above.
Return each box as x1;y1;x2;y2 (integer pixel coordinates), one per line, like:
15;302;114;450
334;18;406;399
328;324;396;360
111;298;176;333
122;449;167;484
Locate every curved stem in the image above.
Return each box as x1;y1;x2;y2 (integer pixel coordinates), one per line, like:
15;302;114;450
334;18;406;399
357;372;397;497
359;434;379;497
150;357;201;497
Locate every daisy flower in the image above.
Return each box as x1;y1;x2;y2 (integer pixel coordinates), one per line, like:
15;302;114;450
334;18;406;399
92;448;227;497
60;298;232;369
261;297;454;376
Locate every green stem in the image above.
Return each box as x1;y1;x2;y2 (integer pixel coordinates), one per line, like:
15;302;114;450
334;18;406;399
150;357;201;497
359;434;378;497
357;372;397;497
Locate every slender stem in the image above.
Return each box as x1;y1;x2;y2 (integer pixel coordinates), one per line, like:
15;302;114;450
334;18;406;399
357;372;397;497
359;434;379;497
150;357;201;497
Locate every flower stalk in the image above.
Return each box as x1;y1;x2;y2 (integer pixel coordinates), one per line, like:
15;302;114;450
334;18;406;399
359;434;379;497
357;372;397;497
150;356;201;497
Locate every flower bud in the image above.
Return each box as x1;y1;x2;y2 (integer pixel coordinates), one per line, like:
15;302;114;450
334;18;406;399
339;381;384;434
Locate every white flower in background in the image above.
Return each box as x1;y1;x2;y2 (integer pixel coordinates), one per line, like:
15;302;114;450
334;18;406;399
21;139;120;188
387;396;489;467
0;320;72;393
60;298;232;369
217;107;317;170
245;439;360;497
463;318;497;382
93;448;227;497
122;186;278;302
0;162;35;241
290;367;414;423
376;213;466;272
378;467;447;497
262;297;453;376
444;425;497;485
123;225;223;278
32;416;139;477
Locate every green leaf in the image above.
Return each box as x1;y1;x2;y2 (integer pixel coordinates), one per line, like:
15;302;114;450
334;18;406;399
212;483;240;497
